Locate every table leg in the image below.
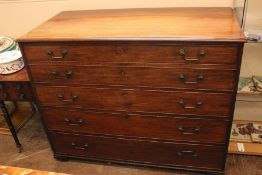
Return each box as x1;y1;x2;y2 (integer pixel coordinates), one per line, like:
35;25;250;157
0;101;22;153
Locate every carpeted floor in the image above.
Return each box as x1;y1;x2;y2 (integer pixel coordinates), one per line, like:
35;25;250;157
0;113;261;175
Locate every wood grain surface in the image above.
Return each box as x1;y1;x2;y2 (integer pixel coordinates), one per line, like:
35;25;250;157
0;68;29;82
29;64;237;91
22;43;240;64
17;8;246;42
42;108;229;144
50;132;225;171
35;85;233;117
0;165;70;175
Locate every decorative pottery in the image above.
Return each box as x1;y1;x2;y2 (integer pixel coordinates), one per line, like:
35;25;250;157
0;36;16;53
0;50;24;74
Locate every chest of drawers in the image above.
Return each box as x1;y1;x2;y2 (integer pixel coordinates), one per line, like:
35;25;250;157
18;8;245;174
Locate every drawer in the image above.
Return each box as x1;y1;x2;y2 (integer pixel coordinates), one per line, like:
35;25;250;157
35;86;232;117
0;82;33;101
43;108;229;144
22;44;239;64
29;65;236;91
50;132;225;170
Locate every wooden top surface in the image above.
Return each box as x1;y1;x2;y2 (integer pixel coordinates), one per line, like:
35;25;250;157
18;7;246;42
0;68;29;82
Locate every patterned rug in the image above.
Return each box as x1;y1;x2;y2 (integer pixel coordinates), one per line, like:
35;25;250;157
231;122;262;143
238;76;262;94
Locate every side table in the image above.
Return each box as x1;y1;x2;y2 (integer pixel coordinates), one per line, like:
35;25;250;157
0;68;34;152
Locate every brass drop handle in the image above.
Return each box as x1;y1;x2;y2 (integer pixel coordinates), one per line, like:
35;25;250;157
177;150;198;157
71;142;89;150
179;100;203;109
47;49;68;59
177;126;200;135
57;93;78;102
51;70;73;79
64;118;84;126
178;74;204;84
178;49;206;61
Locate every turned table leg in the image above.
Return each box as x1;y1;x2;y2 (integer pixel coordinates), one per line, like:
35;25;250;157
0;101;22;153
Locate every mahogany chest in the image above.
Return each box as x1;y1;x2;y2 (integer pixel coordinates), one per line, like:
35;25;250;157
18;8;246;174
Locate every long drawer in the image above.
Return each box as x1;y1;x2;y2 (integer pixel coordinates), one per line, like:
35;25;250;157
29;65;236;91
42;108;229;144
0;82;33;101
22;44;239;64
50;132;225;171
35;86;232;117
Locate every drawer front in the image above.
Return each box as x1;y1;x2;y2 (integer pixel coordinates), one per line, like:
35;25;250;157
35;86;232;117
23;44;239;64
29;65;236;91
43;108;229;144
50;132;225;170
0;82;33;101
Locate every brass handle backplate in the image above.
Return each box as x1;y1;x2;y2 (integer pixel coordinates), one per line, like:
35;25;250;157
179;100;203;109
51;70;73;79
57;93;78;102
47;49;68;59
178;49;206;62
178;74;204;84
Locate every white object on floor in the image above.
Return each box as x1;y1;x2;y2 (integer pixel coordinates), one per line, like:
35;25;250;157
237;143;245;152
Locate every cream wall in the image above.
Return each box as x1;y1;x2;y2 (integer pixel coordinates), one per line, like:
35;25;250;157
0;0;233;39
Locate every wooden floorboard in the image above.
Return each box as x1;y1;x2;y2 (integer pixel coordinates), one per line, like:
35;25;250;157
0;165;70;175
225;154;262;175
